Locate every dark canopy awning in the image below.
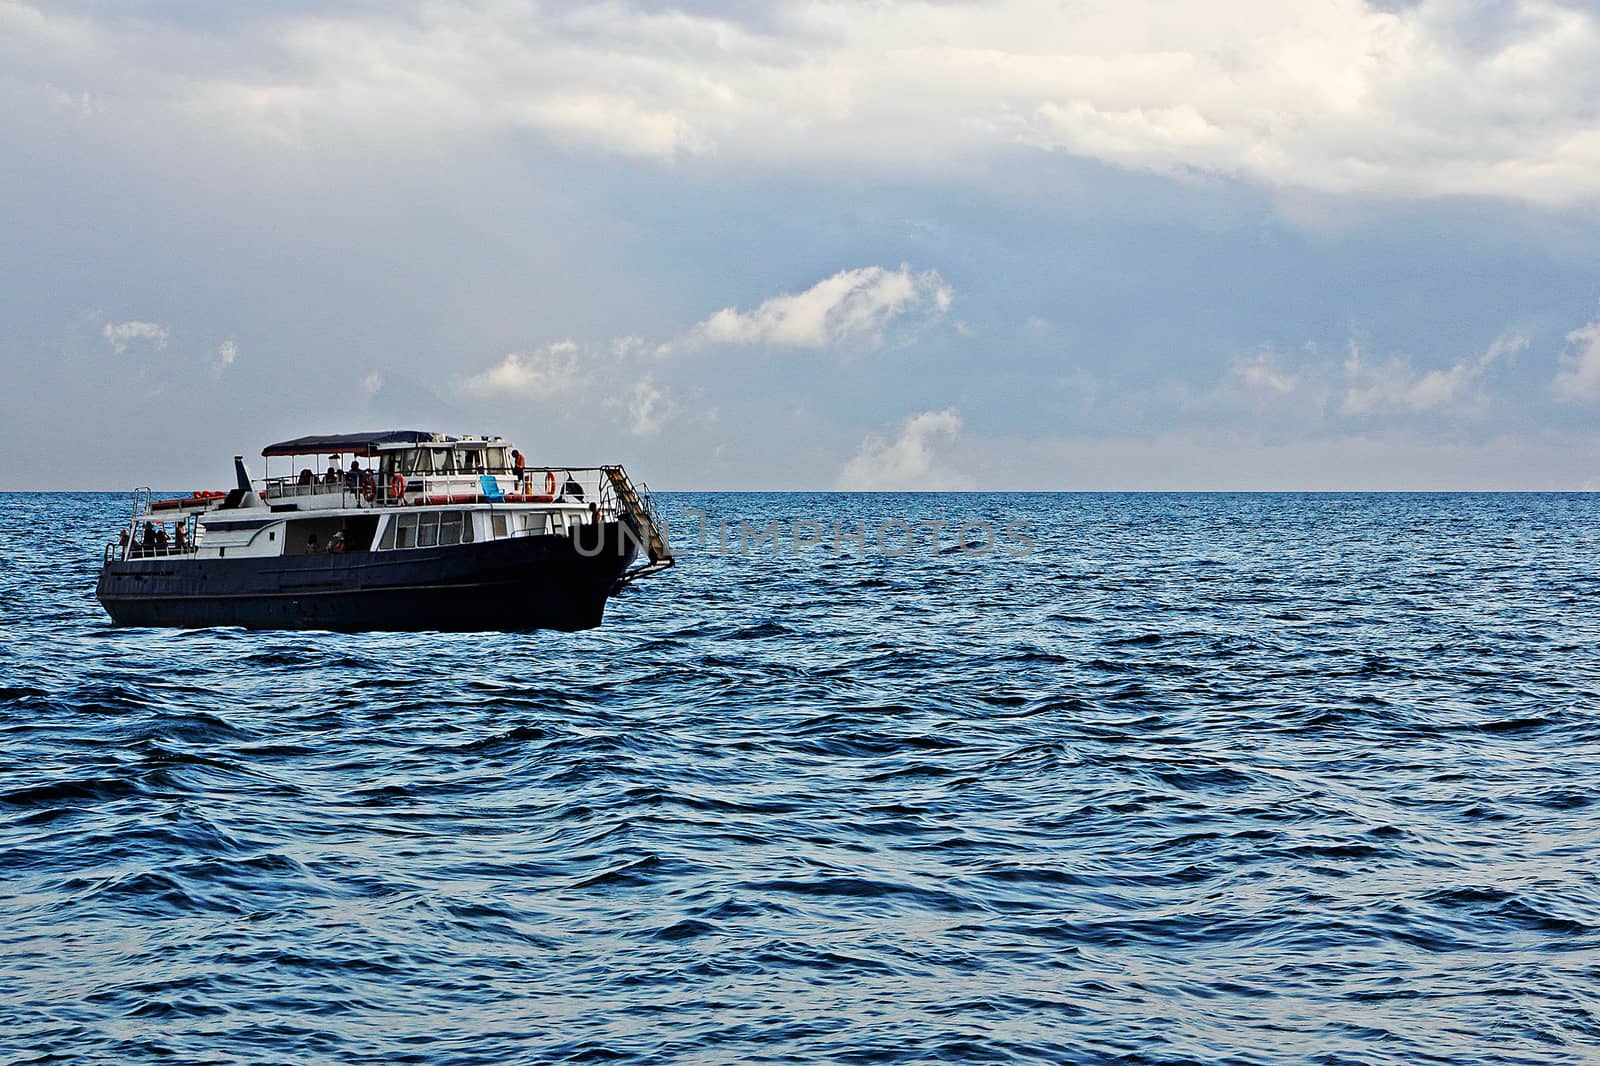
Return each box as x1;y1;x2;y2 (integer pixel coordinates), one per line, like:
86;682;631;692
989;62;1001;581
261;430;435;458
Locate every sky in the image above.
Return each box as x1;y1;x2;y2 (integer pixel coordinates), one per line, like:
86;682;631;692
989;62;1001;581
3;0;1600;490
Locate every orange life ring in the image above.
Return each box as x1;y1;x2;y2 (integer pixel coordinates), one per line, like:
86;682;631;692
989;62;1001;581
543;470;557;495
361;478;376;503
390;473;407;501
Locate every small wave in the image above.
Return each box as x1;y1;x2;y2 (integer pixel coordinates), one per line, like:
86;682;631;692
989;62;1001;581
568;854;667;889
650;917;719;942
1476;714;1564;735
746;875;972;913
0;775;143;808
726;620;796;639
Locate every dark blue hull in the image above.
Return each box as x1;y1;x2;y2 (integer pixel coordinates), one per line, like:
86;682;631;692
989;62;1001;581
96;524;639;632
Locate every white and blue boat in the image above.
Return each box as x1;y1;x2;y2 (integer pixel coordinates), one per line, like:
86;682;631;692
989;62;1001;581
96;430;673;631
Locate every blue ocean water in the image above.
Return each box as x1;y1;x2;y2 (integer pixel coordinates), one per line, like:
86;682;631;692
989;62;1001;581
3;491;1600;1065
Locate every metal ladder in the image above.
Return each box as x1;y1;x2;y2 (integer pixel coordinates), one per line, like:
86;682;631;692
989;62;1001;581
602;465;674;582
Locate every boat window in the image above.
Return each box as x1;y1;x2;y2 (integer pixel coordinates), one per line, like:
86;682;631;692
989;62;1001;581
432;449;454;473
486;447;507;472
492;514;508;539
417;512;441;548
378;510;476;550
524;513;548;535
413;449;432;475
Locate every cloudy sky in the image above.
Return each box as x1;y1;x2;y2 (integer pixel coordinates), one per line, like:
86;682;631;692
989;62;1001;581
4;0;1600;490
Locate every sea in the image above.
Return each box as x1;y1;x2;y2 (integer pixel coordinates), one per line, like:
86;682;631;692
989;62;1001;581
3;491;1599;1065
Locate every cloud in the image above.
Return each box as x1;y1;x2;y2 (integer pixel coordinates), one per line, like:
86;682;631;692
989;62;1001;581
1554;322;1600;402
101;320;168;355
459;340;584;398
455;265;951;439
956;426;1600;491
1211;332;1528;430
359;371;384;402
626;377;677;437
1232;351;1300;396
1341;333;1525;414
211;339;238;376
838;408;974;490
681;264;952;352
8;1;1600;205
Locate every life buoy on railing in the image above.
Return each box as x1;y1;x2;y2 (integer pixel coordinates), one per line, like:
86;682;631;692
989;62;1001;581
361;477;376;503
544;470;557;496
390;473;407;502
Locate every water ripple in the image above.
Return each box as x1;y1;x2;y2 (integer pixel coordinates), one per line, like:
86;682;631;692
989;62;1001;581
4;491;1600;1063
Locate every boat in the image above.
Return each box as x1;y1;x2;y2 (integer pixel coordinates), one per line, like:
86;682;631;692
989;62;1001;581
96;430;674;632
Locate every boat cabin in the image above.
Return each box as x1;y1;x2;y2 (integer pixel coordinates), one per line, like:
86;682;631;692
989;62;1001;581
107;429;666;566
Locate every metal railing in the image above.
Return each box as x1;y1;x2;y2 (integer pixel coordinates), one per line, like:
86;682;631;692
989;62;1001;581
108;534;200;563
260;467;620;511
122;541;198;560
265;477;356;500
103;467;654;564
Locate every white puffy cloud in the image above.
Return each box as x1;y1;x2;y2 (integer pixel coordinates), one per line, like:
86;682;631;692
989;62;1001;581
838;408;974;490
1553;322;1600;401
1216;332;1527;425
211;339;238;375
459;340;584;398
626;377;676;437
11;0;1597;205
101;320;168;355
1341;333;1525;414
681;264;952;352
1233;351;1300;396
456;264;953;439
